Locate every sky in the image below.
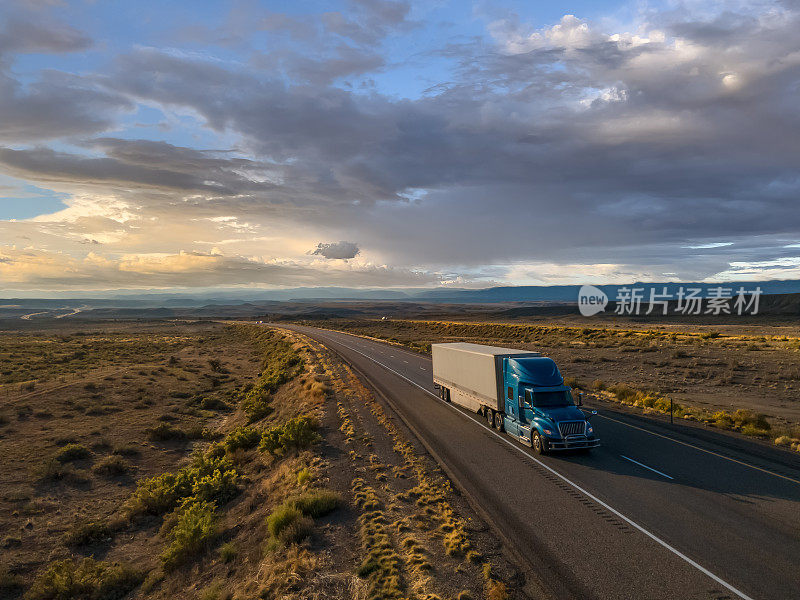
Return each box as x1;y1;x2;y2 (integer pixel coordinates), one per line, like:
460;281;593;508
1;0;799;293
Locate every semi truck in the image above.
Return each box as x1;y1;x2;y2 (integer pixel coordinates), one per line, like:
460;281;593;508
432;342;599;454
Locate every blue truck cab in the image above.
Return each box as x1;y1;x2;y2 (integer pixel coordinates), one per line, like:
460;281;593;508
501;356;599;454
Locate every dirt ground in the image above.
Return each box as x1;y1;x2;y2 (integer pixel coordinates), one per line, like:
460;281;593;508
0;322;261;589
0;321;519;600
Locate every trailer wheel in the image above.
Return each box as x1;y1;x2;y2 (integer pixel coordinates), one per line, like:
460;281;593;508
494;411;505;432
444;388;451;402
532;431;547;455
485;408;494;428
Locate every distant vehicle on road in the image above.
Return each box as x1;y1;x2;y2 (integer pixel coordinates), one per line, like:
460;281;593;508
432;342;599;454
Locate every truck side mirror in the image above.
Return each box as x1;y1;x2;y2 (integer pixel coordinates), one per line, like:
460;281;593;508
577;392;583;407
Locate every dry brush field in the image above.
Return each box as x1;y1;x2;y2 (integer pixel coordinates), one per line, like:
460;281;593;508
0;321;517;600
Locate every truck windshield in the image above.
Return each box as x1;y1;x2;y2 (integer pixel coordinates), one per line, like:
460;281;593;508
533;391;573;408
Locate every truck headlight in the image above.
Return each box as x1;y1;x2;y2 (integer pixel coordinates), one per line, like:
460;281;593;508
586;423;594;436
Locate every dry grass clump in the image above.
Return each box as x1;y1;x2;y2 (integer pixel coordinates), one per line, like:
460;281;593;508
774;433;800;451
218;541;237;563
338;401;357;442
355;506;403;600
145;422;187;442
266;488;342;547
481;563;509;600
63;520;117;547
290;489;342;518
54;443;91;462
92;455;132;477
352;478;381;511
267;504;314;546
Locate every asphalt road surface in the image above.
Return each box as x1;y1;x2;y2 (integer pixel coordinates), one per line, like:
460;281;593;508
278;324;800;600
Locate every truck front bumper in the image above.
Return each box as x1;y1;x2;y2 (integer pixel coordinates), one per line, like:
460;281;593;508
546;436;600;450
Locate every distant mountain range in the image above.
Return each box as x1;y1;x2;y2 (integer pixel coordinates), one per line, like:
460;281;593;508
2;279;799;309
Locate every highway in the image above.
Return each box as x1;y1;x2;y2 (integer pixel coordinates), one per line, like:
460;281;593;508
280;324;800;600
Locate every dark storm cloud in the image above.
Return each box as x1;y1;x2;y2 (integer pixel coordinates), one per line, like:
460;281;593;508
0;4;131;142
0;142;279;196
0;72;133;143
311;241;361;260
323;0;415;46
0;15;92;55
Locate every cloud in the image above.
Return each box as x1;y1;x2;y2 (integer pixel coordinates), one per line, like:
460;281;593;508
2;1;800;289
311;241;361;260
0;8;91;56
0;142;278;195
0;4;131;143
0;246;436;290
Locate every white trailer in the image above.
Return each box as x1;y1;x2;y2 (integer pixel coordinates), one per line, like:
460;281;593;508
431;342;539;413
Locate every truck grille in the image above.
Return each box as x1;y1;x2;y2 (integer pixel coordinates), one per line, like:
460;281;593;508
558;421;586;437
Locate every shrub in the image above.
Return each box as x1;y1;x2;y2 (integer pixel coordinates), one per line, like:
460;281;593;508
223;426;261;452
234;328;303;422
125;451;238;516
266;505;313;546
591;379;606;391
146;423;186;442
64;521;113;547
608;383;637;403
218;542;237;563
112;444;140;457
200;397;230;411
161;501;219;571
37;459;68;481
240;394;272;423
92;455;131;477
191;468;239;505
55;443;90;463
290;490;341;518
25;558;143;600
259;416;320;457
126;470;194;515
563;376;581;389
184;424;213;440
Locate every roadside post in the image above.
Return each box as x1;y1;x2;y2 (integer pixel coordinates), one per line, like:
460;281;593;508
670;397;673;425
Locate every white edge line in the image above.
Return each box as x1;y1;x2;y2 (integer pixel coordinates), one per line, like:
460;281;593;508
320;333;755;600
595;412;800;486
620;455;674;480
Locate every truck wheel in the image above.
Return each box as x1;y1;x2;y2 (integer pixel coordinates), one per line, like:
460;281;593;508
486;408;494;428
494;411;505;432
444;388;451;402
532;431;547;455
